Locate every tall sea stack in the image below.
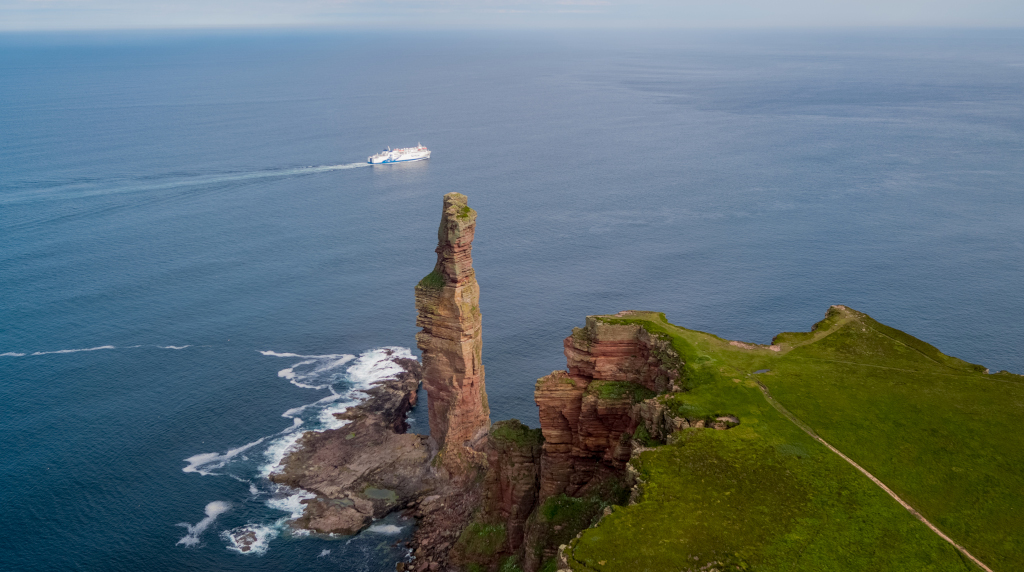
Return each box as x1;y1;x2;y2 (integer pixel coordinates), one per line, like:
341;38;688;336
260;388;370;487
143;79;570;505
415;193;491;455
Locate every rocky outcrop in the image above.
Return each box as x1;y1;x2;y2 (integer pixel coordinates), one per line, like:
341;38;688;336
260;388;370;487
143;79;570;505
484;420;543;552
269;356;435;535
415;192;491;456
536;314;685;502
565;314;684;394
400;193;498;572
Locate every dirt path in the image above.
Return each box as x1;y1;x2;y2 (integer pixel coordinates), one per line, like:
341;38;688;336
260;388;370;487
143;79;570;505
754;378;993;572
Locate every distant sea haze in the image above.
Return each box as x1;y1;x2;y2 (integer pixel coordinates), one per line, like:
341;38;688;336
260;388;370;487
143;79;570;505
1;29;1021;571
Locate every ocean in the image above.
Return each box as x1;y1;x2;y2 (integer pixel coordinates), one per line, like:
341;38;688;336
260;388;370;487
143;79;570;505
1;29;1022;570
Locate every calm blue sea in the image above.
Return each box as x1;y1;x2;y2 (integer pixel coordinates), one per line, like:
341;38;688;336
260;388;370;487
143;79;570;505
2;29;1022;571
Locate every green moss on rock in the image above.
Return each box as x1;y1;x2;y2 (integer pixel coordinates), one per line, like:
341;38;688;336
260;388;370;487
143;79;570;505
417;268;445;290
585;379;656;403
490;419;543;450
454;521;507;563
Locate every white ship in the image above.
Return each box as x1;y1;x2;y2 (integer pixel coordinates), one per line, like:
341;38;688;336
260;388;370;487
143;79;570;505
367;144;431;164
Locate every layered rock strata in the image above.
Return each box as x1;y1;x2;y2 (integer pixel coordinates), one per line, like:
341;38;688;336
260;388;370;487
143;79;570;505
271;194;745;571
535;313;686;501
269;355;434;535
483;420;543;552
415;192;491;454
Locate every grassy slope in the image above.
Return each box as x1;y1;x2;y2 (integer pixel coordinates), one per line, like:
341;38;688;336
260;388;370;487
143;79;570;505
567;308;1023;571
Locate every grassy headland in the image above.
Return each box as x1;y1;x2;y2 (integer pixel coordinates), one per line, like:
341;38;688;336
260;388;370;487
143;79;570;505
565;307;1022;571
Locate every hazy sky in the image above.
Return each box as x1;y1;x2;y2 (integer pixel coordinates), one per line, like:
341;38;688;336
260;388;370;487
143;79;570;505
2;0;1023;31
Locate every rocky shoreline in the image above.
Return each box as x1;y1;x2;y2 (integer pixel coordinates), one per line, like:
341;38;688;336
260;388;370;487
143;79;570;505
264;194;733;572
269;353;436;535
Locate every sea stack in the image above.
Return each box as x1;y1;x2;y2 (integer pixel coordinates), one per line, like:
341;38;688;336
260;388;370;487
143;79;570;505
415;193;491;456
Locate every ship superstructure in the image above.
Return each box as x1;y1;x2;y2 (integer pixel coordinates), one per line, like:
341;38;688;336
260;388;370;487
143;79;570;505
368;144;431;164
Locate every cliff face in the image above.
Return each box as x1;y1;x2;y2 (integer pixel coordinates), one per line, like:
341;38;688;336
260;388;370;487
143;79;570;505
535;314;684;501
415;193;491;453
484;420;543;552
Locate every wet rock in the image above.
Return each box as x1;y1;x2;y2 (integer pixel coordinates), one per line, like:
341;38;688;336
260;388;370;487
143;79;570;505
268;357;438;535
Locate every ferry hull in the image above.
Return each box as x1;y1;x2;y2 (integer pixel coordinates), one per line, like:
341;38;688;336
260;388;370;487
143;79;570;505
367;146;431;165
369;155;430;165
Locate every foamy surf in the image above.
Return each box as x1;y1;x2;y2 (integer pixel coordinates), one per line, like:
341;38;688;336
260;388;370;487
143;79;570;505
186;418;304;477
183;438;268;476
3;344;193;357
259;351;351;359
31;345;115;356
366;524;405;535
223;524;279;555
264;351;357;390
266;486;316;520
177;501;231;547
180;346;418;555
2;162;371;205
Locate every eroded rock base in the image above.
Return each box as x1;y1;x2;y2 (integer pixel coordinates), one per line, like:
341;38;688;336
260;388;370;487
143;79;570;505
270;356;438;535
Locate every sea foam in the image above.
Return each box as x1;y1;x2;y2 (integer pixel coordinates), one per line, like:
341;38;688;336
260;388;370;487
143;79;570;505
177;501;231;547
267;487;316;520
4;344;191;357
30;345;116;356
266;352;357;390
366;524;405;535
223;524;279;555
181;346;419;555
183;438;267;476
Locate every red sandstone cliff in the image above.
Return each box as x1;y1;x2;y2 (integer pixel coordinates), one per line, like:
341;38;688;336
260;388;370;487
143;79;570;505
415;192;491;456
535;313;684;501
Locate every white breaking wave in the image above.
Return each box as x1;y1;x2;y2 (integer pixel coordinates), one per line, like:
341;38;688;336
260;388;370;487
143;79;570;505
366;524;405;535
223;524;279;555
267;487;316;520
2;163;371;205
177;501;231;547
347;347;413;387
259;351;351;359
183;438;268;476
259;423;311;478
319;549;331;557
257;346;414;471
281;392;345;419
181;346;419;556
4;344;192;357
263;351;357;390
31;345;116;356
185;417;304;476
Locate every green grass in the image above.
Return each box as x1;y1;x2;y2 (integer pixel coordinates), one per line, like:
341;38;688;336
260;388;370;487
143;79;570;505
525;492;624;569
455;522;508;560
417;268;445;290
586;379;656;403
491;419;544;449
498;556;524;572
564;307;1021;571
631;424;661;447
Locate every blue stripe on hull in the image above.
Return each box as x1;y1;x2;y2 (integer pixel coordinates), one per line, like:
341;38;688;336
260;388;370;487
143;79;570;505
369;157;429;165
